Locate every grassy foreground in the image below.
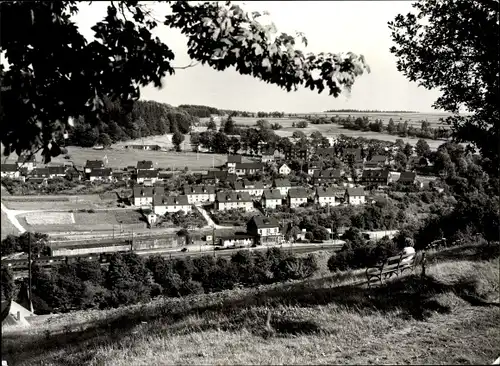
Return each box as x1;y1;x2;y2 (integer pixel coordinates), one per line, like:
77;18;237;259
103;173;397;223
2;246;499;365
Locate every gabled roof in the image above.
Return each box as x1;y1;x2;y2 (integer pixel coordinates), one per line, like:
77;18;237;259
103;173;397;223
1;164;18;172
273;178;291;188
313;169;341;179
205;170;229;179
233;180;264;190
31;167;50;177
249;216;280;228
362;169;390;179
85;160;104;169
216;191;252;203
137;160;154;169
288;188;309;199
47;166;66;175
133;186;164;197
227;155;242;163
316;187;338;197
89;168;112;177
346;187;365;196
235;162;264;170
398;171;417;182
369;155;387;163
137;169;159;178
183;185;215;195
278;163;290;170
153;195;189;206
262;189;282;200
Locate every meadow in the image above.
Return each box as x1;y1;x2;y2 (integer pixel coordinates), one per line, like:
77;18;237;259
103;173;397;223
2;244;498;365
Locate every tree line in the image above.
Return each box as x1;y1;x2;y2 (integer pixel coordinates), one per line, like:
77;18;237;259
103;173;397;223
9;249;318;314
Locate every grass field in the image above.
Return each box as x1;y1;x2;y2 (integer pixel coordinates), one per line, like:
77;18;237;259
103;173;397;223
1;210;20;240
2;245;498;365
24;212;75;226
2;146;227;171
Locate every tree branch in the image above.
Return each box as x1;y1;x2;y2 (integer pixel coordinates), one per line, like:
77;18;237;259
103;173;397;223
173;61;200;70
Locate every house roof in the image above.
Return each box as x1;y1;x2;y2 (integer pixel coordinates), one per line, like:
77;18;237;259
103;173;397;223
153;195;189;206
361;169;390;179
216;191;252;203
85;160;104;169
273;178;291;188
1;164;18;172
398;171;417;182
262;189;282;200
316;187;338;197
137;160;154;169
313;169;341;179
278;163;290;170
233;180;264;190
249;216;279;228
235;162;264;170
346;187;365;196
342;148;362;159
219;234;255;241
89;168;112;177
47;166;66;175
183;185;215;195
137;169;159;178
288;188;309;199
31;167;50;177
369;155;387;163
227;155;242;163
133;186;164;197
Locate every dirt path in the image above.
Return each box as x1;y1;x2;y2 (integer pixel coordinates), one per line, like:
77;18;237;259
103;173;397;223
194;204;233;230
1;202;27;234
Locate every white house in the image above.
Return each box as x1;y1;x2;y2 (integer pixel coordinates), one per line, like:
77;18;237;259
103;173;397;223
183;185;216;204
153;195;191;215
315;187;340;207
137;169;159;185
288;188;309;208
260;147;277;163
218;234;255;248
345;187;366;205
278;163;291;176
1;164;21;179
226;155;242;173
215;191;253;212
261;189;283;209
246;216;282;245
133;186;164;206
89;168;113;182
233;180;264;197
273;178;292;197
84;160;104;174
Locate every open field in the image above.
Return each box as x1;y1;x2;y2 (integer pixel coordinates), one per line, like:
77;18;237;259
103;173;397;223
24;212;75;226
2;245;499;365
2;195;108;211
1;210;20;239
1;146;227;171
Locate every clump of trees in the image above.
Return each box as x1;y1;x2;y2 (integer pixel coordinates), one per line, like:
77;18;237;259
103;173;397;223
24;249;318;314
1;232;50;257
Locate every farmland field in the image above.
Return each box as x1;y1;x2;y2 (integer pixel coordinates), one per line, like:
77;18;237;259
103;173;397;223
24;212;75;226
2;195;105;211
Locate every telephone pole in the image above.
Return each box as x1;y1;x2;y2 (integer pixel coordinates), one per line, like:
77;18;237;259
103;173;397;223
28;234;34;313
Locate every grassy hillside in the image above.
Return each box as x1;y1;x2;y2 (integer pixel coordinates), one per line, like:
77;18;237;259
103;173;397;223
2;245;499;365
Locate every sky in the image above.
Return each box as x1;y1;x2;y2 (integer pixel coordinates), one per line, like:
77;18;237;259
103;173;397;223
73;2;442;113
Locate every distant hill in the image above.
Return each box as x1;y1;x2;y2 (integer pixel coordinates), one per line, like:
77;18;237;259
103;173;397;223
324;109;419;113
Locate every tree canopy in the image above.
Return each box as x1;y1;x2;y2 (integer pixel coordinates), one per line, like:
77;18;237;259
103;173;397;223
389;0;499;174
0;1;369;163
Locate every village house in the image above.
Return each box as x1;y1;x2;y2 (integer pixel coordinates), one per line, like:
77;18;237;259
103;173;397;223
136;169;159;185
284;145;308;161
234;162;264;176
1;164;21;179
84;160;104;174
315;187;341;207
246;216;282;245
233;180;264;197
397;171;418;185
226;155;242;173
111;171;128;182
260;147;277;163
137;160;154;170
288;188;309;208
261;189;283;209
202;170;237;185
312;169;342;186
153;195;191;215
273;178;292;197
278;163;291;176
345;187;366;205
304;162;322;176
133;186;165;206
183;185;216;204
217;234;255;248
341;147;363;162
364;155;389;169
315;147;336;159
16;155;36;172
360;169;391;186
215;191;253;212
89;168;113;182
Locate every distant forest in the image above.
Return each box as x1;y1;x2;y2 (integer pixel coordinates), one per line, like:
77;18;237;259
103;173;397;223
324;109;418;113
67;99;197;147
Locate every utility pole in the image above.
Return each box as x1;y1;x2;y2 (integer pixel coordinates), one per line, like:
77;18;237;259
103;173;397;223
28;234;33;313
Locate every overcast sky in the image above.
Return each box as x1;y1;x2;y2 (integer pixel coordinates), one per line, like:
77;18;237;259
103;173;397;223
74;1;442;113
